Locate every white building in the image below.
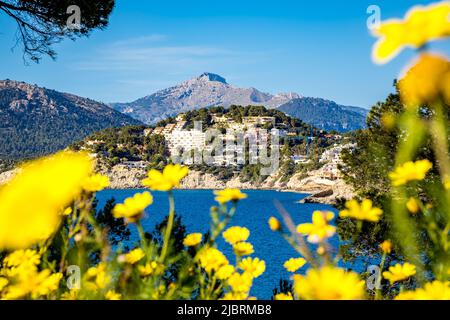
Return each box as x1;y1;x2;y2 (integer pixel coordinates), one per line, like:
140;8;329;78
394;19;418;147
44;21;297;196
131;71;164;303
167;128;206;155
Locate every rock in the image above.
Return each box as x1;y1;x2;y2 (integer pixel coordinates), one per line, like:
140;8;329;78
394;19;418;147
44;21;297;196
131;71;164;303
0;159;355;206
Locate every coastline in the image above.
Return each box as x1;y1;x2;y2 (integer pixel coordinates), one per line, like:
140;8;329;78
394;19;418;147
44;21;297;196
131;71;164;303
0;165;353;205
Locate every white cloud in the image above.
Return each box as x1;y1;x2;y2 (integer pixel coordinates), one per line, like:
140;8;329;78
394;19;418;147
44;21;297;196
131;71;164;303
110;34;167;47
73;35;250;72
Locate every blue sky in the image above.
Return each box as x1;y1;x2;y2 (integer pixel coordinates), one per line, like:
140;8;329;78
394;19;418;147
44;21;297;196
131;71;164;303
0;0;449;108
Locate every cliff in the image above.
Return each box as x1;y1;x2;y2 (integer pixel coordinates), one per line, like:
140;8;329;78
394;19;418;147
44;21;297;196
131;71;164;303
0;164;354;205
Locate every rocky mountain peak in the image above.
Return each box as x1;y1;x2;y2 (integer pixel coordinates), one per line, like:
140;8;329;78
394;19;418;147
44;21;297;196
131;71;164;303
196;72;227;84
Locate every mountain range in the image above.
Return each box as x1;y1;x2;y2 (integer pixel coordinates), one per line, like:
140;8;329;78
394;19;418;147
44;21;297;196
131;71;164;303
111;72;368;131
0;80;141;160
0;74;369;161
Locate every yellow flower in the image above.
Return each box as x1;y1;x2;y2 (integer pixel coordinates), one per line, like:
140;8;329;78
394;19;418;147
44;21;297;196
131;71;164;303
233;242;254;256
398;53;450;107
138;262;154;277
283;257;307;273
227;272;253;293
372;2;450;64
394;291;420;300
60;289;79;300
216;265;235;280
0;277;8;291
268;216;281;231
138;261;164;277
123;248;145;265
3;269;62;300
221;292;248;300
105;290;121;300
381;112;397;130
83;174;110;193
3;249;41;269
112;192;153;223
339;199;383;222
296;211;336;243
223;226;250;245
274;292;294;300
183;233;202;246
389;160;433;186
317;246;326;255
383;263;416;284
399;281;450;300
293;266;365;300
85;263;110;290
406;197;420;214
214;188;247;204
380;240;392;254
0;151;93;250
142;164;188;191
196;247;229;272
444;177;450;190
238;257;265;278
62;207;73;216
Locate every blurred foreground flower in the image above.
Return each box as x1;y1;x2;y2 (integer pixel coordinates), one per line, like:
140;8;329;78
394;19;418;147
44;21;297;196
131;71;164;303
227;272;253;293
233;242;254;256
112;192;153;223
284;257;307;273
296;211;336;243
268;216;281;231
0;250;62;299
383;262;417;284
138;261;165;277
0;151;93;250
238;257;265;278
105;290;121;300
123;248;145;265
293;266;365;300
223;226;250;245
85;263;110;290
380;240;392;254
395;281;450;300
406;197;420;214
142;164;188;191
389;159;432;186
216;265;235;280
214;188;247;204
196;247;229;273
183;233;202;246
274;292;294;300
339;199;383;222
83;173;110;193
398;53;450;107
372;1;450;64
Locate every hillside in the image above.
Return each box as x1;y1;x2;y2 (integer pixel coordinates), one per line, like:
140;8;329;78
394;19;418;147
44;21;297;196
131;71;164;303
110;72;301;124
277;97;368;132
110;72;367;133
0;80;142;160
74;105;342;186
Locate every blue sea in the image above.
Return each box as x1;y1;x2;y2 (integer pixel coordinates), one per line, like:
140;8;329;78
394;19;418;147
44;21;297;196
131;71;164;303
96;189;339;299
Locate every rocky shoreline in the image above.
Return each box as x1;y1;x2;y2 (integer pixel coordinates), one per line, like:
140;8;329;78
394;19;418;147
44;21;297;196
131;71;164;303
0;164;354;205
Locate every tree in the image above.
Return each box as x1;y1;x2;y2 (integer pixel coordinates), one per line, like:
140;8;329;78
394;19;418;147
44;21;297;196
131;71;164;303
0;0;115;62
338;87;445;268
95;198;131;246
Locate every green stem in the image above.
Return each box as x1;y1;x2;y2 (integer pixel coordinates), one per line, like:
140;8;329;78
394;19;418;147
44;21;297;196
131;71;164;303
136;222;147;248
375;253;386;300
160;191;175;263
